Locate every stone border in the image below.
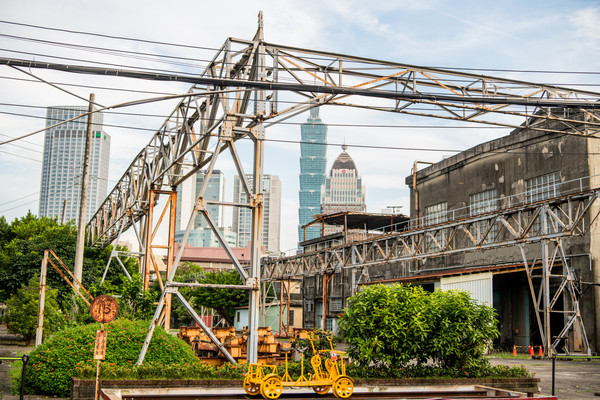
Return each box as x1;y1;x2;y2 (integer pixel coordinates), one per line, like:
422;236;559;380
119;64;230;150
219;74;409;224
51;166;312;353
71;377;540;400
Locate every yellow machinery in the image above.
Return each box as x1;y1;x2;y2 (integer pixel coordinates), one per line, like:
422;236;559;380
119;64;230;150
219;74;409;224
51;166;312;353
243;331;354;399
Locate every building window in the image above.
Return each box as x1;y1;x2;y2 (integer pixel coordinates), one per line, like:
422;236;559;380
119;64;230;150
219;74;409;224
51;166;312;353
331;298;343;312
425;202;448;225
425;202;447;249
526;172;560;203
469;189;498;242
305;299;314;312
326;318;334;332
527;173;560;234
288;310;295;323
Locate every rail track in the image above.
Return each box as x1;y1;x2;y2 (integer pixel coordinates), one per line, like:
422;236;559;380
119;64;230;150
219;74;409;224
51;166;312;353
106;388;557;400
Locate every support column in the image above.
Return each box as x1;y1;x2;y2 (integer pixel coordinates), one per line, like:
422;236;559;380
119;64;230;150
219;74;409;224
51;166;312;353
35;250;48;347
165;191;177;330
541;208;552;354
247;11;265;364
143;189;156;291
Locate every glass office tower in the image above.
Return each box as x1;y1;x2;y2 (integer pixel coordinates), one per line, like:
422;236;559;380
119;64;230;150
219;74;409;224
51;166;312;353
298;107;327;243
39;106;110;224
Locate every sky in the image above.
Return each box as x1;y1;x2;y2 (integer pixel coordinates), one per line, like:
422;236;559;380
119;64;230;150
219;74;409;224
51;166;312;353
0;0;599;254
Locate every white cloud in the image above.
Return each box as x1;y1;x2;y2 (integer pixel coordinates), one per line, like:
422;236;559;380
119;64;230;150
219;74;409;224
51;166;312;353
0;0;598;253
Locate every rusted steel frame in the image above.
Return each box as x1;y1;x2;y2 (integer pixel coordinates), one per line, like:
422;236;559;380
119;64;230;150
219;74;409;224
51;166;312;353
174;290;236;363
164;192;177;331
148;252;163;291
518;244;546;349
265;190;600;278
46;258;91;306
48;249;93;301
328;98;596;136
168;282;254;290
142;189;155;290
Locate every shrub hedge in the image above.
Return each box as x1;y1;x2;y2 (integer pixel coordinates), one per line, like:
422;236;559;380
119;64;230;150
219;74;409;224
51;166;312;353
22;319;199;397
339;284;500;369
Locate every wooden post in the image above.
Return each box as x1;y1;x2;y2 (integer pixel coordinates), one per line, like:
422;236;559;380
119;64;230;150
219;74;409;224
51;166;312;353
74;93;95;288
35;250;48;347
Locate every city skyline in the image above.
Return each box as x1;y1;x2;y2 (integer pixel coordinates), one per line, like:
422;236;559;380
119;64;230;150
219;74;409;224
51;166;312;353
1;1;598;253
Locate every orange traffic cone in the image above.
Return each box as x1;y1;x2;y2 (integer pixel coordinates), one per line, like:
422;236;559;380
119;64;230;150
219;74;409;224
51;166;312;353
513;345;517;357
528;345;534;358
539;346;543;357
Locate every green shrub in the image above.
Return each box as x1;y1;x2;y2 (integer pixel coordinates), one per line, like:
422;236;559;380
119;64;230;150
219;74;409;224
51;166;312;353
339;284;499;370
346;358;532;379
21;319;199;397
75;361;247;380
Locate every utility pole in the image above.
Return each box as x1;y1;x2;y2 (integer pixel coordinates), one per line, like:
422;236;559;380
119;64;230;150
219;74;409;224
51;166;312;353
73;93;95;289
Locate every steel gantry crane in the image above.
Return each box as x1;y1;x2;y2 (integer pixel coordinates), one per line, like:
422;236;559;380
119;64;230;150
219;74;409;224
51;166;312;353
2;12;599;363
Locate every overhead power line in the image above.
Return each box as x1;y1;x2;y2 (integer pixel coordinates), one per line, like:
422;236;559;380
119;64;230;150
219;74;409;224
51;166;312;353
1;57;598;108
2;19;600;76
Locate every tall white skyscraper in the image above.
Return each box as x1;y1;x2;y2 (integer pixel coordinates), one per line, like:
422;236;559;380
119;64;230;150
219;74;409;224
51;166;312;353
39;106;110;223
232;174;282;253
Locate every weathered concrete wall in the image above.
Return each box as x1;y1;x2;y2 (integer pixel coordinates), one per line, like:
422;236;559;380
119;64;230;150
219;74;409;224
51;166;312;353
403;126;597;352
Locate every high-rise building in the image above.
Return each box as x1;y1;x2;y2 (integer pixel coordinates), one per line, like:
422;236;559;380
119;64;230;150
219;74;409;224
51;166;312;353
233;174;281;253
321;144;366;234
176;169;226;230
175;169;234;247
39;106;110;223
298;107;327;243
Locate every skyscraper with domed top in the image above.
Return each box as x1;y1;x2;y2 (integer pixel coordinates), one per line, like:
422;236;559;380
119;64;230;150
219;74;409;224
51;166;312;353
298;107;327;243
320;143;366;219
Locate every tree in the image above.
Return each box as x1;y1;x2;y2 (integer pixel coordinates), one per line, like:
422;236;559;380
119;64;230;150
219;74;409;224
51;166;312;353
0;212;137;308
190;270;248;325
339;284;499;370
6;276;66;344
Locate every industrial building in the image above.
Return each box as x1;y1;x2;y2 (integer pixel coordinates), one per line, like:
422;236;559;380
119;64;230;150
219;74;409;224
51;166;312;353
390;110;599;353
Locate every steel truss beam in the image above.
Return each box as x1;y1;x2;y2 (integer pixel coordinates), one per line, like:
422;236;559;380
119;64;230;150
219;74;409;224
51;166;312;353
263;189;600;356
6;13;599;363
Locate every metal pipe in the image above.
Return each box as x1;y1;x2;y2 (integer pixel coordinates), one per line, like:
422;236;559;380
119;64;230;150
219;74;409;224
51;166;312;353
19;354;28;400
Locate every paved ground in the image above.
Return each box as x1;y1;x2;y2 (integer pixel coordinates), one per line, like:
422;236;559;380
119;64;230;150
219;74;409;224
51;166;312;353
490;356;600;399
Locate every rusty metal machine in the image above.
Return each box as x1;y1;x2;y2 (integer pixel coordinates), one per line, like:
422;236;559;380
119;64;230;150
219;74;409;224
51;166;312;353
243;331;353;399
178;326;281;365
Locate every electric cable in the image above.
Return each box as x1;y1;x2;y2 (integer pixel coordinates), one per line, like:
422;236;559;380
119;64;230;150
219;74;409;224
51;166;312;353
2;19;600;77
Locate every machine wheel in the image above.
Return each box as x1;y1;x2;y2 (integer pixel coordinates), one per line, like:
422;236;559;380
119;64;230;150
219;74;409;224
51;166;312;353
332;376;354;399
243;375;260;396
312;385;331;395
260;375;283;399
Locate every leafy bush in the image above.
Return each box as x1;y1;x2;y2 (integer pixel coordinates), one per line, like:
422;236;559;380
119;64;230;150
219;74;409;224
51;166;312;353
21;319;199;397
339;284;499;370
75;360;247;380
6;276;66;344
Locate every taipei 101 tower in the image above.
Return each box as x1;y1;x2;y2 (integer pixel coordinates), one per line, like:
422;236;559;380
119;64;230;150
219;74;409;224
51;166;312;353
298;107;327;243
